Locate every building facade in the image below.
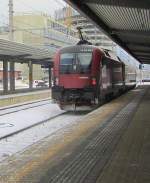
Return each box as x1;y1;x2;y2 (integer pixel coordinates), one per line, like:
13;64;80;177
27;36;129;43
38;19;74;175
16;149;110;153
0;13;78;80
13;13;78;52
54;7;116;51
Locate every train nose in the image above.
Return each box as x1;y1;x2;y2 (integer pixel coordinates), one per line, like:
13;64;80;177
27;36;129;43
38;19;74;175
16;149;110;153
59;75;91;89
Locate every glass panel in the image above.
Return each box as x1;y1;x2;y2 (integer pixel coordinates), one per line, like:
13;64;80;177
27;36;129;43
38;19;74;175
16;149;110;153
77;53;92;73
33;64;49;88
15;63;29;89
0;61;3;92
60;53;75;74
60;52;92;74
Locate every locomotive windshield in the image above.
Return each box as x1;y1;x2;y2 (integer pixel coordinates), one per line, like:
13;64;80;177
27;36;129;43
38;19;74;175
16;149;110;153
60;52;92;74
77;53;92;73
60;53;74;74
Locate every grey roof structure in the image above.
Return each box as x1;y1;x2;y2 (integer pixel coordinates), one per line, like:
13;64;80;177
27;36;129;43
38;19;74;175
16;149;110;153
0;39;53;64
65;0;150;64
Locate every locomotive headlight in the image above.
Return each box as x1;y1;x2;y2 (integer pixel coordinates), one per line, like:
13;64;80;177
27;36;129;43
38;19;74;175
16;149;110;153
91;77;97;86
55;77;59;85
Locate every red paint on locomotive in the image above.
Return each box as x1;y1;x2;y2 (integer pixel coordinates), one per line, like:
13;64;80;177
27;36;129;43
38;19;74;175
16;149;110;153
52;45;136;111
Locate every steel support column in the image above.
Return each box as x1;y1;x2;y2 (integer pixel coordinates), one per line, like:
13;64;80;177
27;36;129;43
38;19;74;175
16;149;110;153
49;67;52;88
29;61;33;89
9;61;15;91
3;60;8;93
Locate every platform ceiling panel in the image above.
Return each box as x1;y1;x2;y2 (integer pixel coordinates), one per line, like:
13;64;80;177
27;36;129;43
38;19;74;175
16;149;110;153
67;0;150;64
0;39;53;63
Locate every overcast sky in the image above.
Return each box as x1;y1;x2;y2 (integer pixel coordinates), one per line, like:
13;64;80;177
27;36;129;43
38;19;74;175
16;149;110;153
0;0;67;25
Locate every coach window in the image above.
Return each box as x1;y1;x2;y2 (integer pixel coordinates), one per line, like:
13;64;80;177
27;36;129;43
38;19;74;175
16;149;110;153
0;61;3;93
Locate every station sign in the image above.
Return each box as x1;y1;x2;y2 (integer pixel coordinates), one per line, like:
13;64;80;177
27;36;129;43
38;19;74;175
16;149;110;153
41;64;50;68
139;64;144;70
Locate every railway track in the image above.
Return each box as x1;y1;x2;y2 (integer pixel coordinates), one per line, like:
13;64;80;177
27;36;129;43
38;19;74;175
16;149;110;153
0;98;51;116
0;96;91;142
0;111;67;141
0;110;86;162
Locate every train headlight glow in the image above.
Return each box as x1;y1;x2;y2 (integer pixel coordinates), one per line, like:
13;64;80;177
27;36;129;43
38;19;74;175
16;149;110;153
91;77;97;86
55;77;59;85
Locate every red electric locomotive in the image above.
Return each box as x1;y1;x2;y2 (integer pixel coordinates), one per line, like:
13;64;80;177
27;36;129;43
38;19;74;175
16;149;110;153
52;33;136;111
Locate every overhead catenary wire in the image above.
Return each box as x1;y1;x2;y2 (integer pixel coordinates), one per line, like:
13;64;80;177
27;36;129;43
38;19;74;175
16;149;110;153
9;0;14;41
0;0;77;49
55;0;66;8
0;0;9;26
0;15;75;49
14;0;54;17
0;0;67;29
0;8;77;41
0;0;66;27
15;0;43;14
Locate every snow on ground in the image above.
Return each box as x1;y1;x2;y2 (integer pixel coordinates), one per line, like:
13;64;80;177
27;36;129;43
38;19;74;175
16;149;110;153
0;111;86;162
0;90;87;162
0;102;63;139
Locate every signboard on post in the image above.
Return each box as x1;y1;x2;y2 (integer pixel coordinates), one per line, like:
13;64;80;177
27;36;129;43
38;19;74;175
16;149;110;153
139;64;144;70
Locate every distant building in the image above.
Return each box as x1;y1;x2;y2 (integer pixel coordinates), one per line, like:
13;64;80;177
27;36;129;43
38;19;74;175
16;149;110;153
0;26;9;40
0;69;22;82
55;7;116;51
0;13;78;80
14;13;78;51
0;13;78;52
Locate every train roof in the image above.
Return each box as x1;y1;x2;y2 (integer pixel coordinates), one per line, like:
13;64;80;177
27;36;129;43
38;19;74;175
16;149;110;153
103;49;121;63
59;45;104;54
59;44;122;64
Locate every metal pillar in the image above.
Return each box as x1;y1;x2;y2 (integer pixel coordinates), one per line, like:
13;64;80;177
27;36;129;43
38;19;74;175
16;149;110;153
49;67;52;88
3;60;8;93
8;0;14;41
29;61;33;89
9;61;15;91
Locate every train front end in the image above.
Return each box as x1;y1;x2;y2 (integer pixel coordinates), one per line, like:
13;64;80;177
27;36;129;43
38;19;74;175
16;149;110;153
52;45;101;111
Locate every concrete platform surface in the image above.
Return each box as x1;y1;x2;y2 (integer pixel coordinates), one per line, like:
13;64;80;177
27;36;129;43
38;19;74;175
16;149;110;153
0;86;149;183
96;86;150;183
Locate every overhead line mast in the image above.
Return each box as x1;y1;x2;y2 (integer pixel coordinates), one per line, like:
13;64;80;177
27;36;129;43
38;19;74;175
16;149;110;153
8;0;14;41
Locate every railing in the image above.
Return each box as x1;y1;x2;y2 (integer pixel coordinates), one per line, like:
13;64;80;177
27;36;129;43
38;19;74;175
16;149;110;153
44;29;78;45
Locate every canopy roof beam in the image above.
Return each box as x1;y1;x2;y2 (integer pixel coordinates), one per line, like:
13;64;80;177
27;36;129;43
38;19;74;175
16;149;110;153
81;0;150;9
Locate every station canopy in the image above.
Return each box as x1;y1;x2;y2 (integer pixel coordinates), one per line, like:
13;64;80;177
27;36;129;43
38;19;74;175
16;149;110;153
0;39;53;65
66;0;150;64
